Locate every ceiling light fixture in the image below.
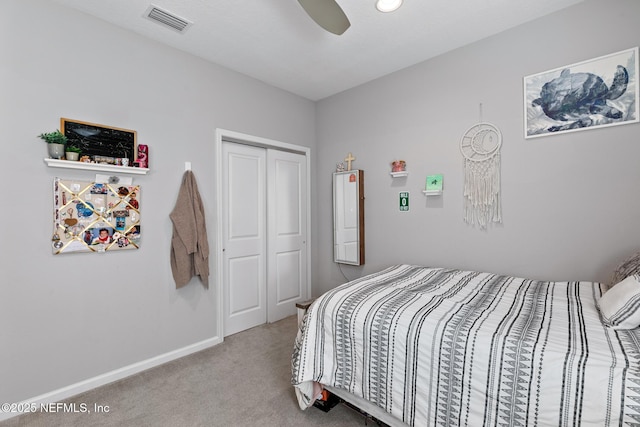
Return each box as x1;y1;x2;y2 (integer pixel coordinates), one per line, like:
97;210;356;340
375;0;403;13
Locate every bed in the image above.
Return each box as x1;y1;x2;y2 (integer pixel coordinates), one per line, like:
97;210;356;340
291;264;640;426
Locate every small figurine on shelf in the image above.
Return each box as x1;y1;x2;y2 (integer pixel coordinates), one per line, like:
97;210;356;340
137;144;149;168
336;162;345;172
391;160;406;173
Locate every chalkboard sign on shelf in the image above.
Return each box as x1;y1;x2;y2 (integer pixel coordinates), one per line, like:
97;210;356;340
61;118;137;163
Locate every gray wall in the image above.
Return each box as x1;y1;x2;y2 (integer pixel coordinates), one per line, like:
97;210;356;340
2;0;639;411
0;0;316;406
315;0;640;295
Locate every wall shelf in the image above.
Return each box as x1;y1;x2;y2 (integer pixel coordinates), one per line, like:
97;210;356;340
44;158;149;175
390;171;408;178
422;190;443;196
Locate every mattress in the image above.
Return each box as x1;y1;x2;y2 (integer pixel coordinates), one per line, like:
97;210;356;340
291;264;640;426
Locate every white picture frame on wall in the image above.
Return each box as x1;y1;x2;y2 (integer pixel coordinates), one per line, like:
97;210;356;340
524;47;638;139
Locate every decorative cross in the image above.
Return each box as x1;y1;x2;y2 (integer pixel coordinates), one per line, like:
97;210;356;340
344;152;355;171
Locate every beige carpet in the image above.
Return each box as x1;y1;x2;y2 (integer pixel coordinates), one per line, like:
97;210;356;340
2;315;373;427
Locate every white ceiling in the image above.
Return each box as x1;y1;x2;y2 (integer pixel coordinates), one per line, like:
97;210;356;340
51;0;583;101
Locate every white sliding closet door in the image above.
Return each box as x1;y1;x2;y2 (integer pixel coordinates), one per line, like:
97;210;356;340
221;141;308;336
267;149;308;323
222;143;267;336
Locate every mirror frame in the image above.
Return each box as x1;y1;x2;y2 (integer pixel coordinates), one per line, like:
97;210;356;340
333;170;365;265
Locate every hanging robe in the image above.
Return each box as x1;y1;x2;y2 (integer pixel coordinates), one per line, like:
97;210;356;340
169;170;209;288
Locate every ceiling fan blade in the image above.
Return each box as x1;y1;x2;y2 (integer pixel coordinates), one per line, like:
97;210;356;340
298;0;351;35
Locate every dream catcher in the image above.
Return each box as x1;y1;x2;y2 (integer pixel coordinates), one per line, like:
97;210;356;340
459;116;503;229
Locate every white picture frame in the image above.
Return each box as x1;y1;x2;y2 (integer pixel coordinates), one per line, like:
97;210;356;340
524;47;638;139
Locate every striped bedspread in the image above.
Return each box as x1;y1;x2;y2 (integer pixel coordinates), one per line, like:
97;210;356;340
291;265;640;426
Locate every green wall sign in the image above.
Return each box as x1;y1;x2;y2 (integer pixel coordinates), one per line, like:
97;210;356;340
399;192;409;212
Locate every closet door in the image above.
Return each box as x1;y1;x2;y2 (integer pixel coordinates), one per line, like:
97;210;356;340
222;142;267;336
266;149;308;322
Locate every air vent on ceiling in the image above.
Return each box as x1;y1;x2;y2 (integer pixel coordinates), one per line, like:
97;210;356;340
145;5;192;33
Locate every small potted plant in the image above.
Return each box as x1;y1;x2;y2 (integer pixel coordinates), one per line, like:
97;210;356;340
38;130;68;159
65;145;82;161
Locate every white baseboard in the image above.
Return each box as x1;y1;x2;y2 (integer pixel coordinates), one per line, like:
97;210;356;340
0;335;223;422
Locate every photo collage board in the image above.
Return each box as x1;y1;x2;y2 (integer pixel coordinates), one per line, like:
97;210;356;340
52;178;141;254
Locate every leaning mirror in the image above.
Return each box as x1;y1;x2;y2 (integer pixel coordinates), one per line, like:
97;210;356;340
333;170;364;265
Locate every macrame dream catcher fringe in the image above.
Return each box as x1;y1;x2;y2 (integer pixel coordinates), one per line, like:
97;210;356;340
460;121;502;229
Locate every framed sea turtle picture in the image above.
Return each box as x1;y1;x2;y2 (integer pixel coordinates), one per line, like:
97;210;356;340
524;47;638;138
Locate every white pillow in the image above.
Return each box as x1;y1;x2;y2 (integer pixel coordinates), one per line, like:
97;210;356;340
610;251;640;288
599;274;640;330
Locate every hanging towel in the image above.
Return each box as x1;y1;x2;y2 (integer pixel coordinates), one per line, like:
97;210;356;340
170;170;210;288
